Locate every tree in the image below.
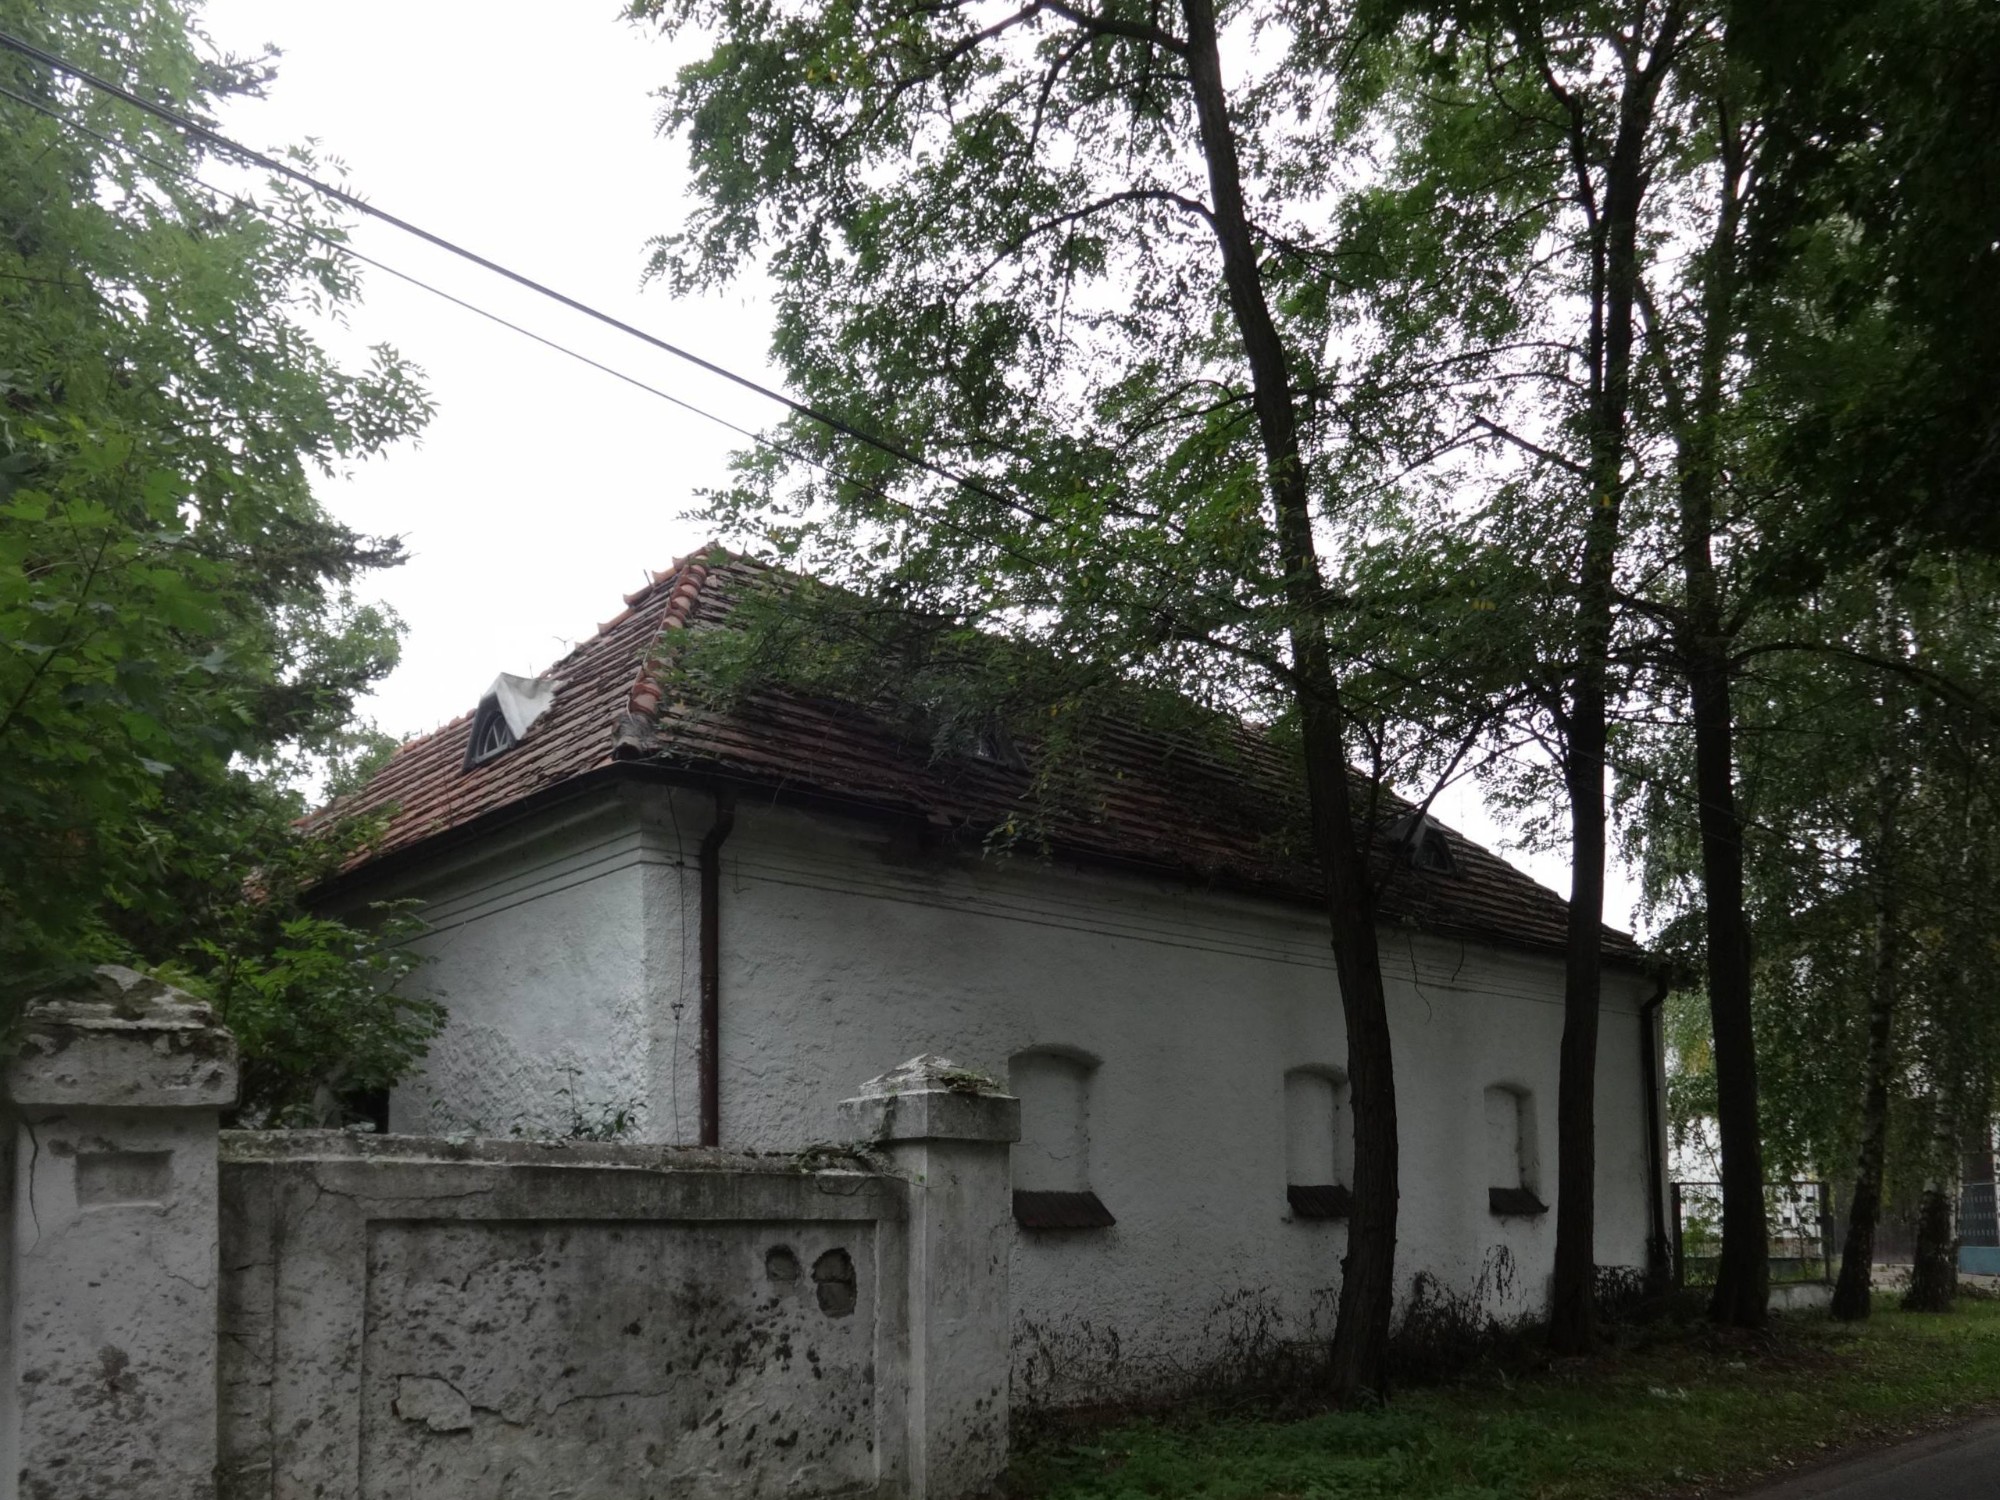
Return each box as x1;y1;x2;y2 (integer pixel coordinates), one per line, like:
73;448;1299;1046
0;0;438;1101
1351;0;1754;1343
1316;0;1999;1344
1691;0;2000;1315
641;0;1999;1364
1733;0;2000;566
629;0;1546;1392
1360;0;2000;1334
1640;554;1999;1320
1623;19;1781;1329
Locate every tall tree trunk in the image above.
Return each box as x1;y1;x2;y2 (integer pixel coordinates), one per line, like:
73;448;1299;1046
1180;0;1397;1396
1686;469;1766;1326
1688;348;1765;1326
1694;649;1767;1326
1551;637;1609;1354
1648;84;1766;1331
1832;778;1899;1321
1547;3;1683;1352
1904;1094;1960;1313
1904;1157;1958;1313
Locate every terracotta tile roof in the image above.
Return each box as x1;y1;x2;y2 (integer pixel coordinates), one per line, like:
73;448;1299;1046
324;552;1642;966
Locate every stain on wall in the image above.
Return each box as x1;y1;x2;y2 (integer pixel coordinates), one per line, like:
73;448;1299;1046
359;1220;877;1496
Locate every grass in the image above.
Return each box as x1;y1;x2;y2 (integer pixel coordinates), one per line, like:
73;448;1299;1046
1007;1296;2000;1499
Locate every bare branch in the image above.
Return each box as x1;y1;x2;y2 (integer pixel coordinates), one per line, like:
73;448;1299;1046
1469;413;1589;478
955;186;1214;295
1039;0;1189;55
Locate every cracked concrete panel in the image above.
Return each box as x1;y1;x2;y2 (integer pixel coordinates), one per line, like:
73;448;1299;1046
216;1135;909;1499
359;1219;879;1498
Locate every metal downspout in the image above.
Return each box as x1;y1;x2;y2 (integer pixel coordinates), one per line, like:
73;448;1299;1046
698;788;736;1148
1640;973;1673;1285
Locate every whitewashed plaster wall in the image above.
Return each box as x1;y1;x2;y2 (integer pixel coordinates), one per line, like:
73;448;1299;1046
356;789;691;1140
364;782;1660;1402
689;793;1656;1397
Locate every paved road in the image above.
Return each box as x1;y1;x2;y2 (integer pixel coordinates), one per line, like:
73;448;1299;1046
1742;1416;2000;1498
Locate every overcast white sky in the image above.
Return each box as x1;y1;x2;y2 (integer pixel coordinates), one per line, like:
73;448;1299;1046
196;0;1641;932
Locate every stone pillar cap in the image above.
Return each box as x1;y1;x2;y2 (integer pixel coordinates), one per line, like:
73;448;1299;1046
853;1055;1008;1099
841;1056;1020;1144
7;965;239;1109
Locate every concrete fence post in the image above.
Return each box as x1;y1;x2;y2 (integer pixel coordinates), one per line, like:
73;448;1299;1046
841;1056;1020;1500
1;966;238;1500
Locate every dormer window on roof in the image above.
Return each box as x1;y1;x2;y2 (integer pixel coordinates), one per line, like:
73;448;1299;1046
1389;810;1458;875
461;673;564;771
465;698;513;766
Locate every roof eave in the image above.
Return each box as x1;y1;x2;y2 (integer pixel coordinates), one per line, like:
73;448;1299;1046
316;753;1651;972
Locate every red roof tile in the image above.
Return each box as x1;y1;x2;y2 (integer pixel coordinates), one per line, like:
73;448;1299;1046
322;552;1642;966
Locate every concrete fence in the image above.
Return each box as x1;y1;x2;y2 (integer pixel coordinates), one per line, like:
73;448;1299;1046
0;971;1019;1500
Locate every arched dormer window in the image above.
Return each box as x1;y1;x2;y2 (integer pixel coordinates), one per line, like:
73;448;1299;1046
463;693;515;768
1009;1048;1114;1231
460;673;564;772
1284;1067;1352;1220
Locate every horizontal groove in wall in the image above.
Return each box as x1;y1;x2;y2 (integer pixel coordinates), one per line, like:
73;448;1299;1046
723;837;1631;1013
730;843;1330;968
409;836;687;939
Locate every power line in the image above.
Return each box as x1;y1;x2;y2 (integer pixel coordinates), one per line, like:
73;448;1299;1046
0;27;1041;522
0;72;1088;615
3;75;1117;731
0;77;909;512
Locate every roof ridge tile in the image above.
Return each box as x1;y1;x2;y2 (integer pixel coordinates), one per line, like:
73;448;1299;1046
614;553;718;752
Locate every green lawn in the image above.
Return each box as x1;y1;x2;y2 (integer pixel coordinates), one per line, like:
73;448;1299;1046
1008;1298;2000;1499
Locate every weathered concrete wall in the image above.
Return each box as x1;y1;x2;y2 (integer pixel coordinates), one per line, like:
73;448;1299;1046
842;1061;1019;1500
216;1058;1018;1500
375;784;1662;1406
1;969;238;1500
218;1133;905;1499
693;794;1659;1403
0;997;1018;1500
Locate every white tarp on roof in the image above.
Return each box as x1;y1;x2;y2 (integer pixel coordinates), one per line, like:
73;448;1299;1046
487;673;564;738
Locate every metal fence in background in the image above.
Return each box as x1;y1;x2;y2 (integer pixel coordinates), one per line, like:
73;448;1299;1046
1676;1177;2000;1282
1962;1181;1999;1250
1671;1179;1833;1287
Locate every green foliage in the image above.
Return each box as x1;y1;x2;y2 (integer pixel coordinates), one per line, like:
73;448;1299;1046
171;906;441;1127
1736;0;2000;565
1639;555;2000;1192
1347;0;2000;1238
0;0;438;1105
549;1067;640;1141
1011;1300;2000;1498
628;0;1561;930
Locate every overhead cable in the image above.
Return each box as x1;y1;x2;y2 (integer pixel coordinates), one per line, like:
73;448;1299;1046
0;78;900;507
0;27;1039;520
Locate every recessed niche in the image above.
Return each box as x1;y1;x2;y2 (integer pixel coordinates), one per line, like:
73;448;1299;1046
76;1150;173;1208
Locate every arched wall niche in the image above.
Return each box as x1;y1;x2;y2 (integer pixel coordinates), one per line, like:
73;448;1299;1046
1009;1047;1114;1230
1283;1065;1352;1220
1483;1082;1547;1217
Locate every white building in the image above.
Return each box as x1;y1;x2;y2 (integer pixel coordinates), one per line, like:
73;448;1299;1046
322;551;1666;1403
